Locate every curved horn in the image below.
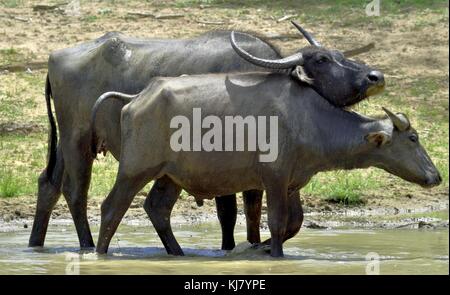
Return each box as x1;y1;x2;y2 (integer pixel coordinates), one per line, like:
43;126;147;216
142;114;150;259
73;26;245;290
230;31;303;69
291;21;322;47
382;107;410;131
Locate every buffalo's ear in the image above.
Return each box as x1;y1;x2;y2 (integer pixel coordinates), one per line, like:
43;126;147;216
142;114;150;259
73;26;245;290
291;66;314;85
365;131;392;147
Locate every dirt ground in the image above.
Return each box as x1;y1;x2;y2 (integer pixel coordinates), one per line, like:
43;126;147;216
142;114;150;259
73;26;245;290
0;1;448;229
1;187;448;230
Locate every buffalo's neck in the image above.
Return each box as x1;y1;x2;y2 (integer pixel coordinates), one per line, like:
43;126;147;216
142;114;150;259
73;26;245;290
298;102;384;175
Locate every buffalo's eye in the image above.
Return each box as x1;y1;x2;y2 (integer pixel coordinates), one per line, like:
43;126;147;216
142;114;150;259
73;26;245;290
409;134;418;143
316;55;330;64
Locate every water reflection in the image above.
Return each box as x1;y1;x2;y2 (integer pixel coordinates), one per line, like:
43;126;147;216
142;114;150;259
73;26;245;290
0;222;448;274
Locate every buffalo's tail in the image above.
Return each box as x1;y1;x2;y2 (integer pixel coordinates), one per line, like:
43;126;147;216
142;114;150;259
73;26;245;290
90;91;138;158
44;74;58;181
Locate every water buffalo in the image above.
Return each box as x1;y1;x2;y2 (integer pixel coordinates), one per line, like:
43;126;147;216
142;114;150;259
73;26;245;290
92;69;440;257
30;23;384;250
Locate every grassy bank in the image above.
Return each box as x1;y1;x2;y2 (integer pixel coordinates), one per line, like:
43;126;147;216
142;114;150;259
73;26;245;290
0;0;448;206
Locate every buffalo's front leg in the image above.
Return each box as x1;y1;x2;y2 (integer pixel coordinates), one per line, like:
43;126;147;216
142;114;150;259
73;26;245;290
215;195;237;250
243;189;263;244
283;190;303;241
262;190;303;246
265;182;288;257
97;173;149;254
144;177;183;256
29;145;64;247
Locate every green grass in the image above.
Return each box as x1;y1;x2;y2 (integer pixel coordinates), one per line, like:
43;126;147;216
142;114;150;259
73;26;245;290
303;170;380;205
89;154;119;197
0;133;46;196
0;0;22;8
81;15;99;23
1;48;17;56
0;170;21;198
0;72;46;124
0;47;21;64
0;47;38;66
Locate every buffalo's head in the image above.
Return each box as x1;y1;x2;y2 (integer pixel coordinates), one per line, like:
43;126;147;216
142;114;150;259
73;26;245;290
230;21;385;107
365;108;441;188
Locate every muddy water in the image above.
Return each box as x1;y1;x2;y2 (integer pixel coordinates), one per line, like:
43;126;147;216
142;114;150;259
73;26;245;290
0;222;448;275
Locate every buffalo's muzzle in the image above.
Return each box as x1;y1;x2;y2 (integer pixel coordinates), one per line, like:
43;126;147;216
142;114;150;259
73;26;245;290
422;173;442;188
365;70;385;97
367;70;384;84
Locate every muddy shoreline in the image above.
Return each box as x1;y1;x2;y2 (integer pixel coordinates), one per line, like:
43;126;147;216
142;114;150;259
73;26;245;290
1;190;448;231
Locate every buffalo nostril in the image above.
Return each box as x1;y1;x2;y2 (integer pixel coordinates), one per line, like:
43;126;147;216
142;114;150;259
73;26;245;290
367;70;384;84
426;174;442;187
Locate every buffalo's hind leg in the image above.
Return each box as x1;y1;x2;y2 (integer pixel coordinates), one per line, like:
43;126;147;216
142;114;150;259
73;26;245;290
29;146;64;247
97;171;151;254
215;190;263;250
265;181;288;257
215;195;237;250
144;177;183;256
61;137;95;249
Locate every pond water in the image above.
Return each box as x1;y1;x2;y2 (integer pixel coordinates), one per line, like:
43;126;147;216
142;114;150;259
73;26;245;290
0;222;448;274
